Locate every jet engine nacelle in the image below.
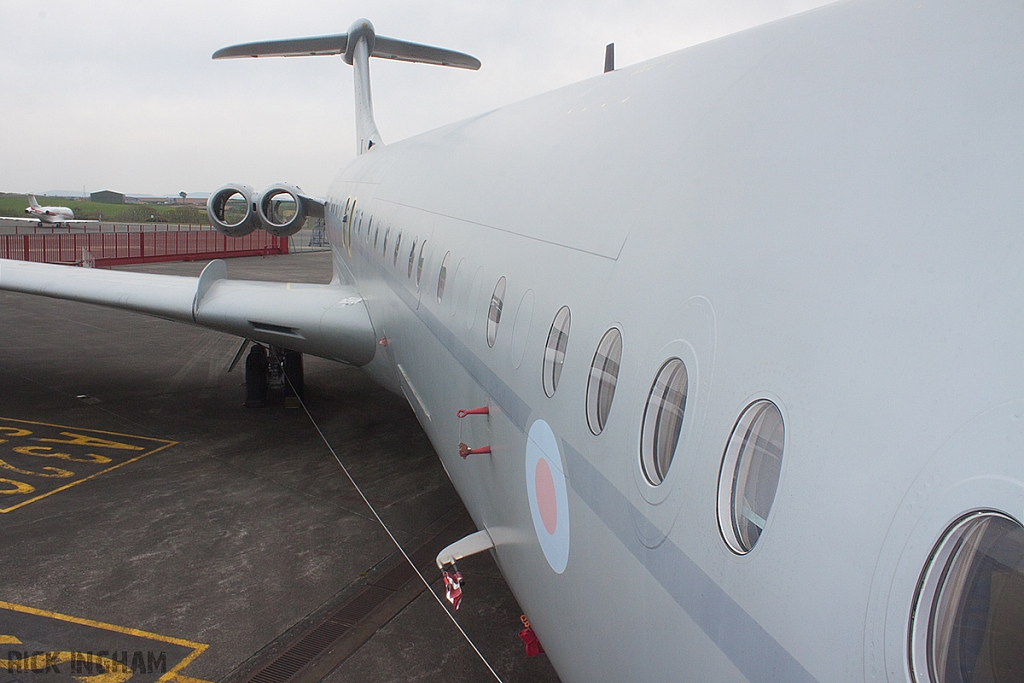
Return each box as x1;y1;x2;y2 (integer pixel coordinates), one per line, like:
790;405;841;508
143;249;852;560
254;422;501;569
208;183;314;238
207;184;260;237
256;184;308;238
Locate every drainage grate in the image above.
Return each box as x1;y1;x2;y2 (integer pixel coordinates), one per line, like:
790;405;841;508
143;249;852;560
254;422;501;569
248;585;394;683
239;513;474;683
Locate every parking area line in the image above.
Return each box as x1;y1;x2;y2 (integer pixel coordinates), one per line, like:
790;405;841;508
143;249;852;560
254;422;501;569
0;600;211;683
0;417;177;514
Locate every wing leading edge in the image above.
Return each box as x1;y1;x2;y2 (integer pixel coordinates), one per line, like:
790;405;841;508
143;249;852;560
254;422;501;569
0;259;377;366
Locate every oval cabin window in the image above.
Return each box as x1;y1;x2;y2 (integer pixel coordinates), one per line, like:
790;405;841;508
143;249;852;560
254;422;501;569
437;251;451;303
640;358;688;486
417;241;427;286
542;307;571;397
718;400;785;553
911;511;1024;683
586;327;622;435
486;277;506;348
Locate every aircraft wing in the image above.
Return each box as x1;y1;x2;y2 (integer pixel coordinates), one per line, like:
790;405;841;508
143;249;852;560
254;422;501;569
0;258;377;366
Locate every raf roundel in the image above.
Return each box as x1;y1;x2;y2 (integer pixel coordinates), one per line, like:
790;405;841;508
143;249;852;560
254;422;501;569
525;419;570;573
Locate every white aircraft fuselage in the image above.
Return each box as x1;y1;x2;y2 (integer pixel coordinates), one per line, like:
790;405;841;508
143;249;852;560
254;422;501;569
5;195;96;227
321;1;1024;681
26;206;75;223
2;1;1021;682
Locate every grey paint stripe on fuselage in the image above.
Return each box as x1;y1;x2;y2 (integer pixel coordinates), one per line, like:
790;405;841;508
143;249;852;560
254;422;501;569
344;235;818;683
562;440;820;683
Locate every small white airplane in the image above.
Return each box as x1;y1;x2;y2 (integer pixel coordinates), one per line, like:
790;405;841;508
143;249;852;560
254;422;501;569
2;2;1023;683
0;194;96;227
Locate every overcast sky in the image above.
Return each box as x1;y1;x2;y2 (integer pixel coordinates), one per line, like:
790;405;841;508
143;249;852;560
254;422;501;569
0;0;837;197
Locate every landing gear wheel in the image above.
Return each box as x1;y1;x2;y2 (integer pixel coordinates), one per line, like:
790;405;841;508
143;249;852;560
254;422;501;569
244;345;269;408
283;351;304;399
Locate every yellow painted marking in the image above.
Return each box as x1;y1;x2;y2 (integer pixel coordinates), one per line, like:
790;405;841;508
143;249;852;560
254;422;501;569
168;675;212;683
0;418;176;514
621;95;630;103
0;601;210;683
0;635;22;644
40;432;145;451
13;446;112;464
0;418;169;442
0;478;34;495
0;457;74;478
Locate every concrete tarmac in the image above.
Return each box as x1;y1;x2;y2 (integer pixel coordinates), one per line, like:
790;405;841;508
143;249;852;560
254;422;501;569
0;252;561;683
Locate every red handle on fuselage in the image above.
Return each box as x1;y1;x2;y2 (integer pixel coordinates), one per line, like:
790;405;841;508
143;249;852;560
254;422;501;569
457;406;490;418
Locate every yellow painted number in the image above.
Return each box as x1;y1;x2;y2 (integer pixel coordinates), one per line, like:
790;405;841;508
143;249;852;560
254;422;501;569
38;432;144;451
12;446;111;464
0;479;34;495
0;458;73;478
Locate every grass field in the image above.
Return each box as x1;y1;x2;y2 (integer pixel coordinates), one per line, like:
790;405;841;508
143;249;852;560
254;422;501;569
0;194;209;224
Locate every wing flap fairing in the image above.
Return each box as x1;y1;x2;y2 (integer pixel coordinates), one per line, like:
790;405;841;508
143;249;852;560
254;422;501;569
195;279;377;365
0;259;377;366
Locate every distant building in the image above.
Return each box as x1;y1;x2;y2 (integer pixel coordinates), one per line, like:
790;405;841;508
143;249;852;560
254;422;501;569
90;190;125;204
127;195;169;205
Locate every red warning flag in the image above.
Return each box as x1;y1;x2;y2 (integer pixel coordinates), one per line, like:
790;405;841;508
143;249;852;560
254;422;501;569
518;627;545;657
442;567;464;610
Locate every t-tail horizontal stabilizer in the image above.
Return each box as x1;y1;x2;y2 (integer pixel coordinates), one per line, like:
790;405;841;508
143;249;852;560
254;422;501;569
213;19;480;155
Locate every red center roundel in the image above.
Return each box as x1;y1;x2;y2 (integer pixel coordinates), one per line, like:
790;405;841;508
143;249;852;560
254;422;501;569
535;458;558;534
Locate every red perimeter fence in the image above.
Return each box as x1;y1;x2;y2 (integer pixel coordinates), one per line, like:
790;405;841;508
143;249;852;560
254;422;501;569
0;227;288;267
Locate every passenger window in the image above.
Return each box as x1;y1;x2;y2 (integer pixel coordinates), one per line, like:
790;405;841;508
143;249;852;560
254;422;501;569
486;277;506;348
373;221;379;249
383;227;390;257
417;241;427;286
408;240;417;278
718;400;784;553
911;512;1024;683
640;359;688;486
437;251;451;303
542;307;571;397
586;327;622;434
394;232;402;267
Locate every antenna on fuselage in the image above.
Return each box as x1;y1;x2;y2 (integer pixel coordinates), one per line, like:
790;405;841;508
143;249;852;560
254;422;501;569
212;19;481;156
604;43;614;73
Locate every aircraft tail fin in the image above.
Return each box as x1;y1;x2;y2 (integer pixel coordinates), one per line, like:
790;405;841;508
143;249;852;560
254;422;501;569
213;19;480;155
27;194;39;209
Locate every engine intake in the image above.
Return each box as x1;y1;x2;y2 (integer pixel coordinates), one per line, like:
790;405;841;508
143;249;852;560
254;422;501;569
257;184;308;237
207;184;259;237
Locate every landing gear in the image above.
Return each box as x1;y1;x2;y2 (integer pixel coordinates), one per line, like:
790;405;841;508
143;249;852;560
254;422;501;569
244;344;269;408
243;344;304;408
283;351;304;399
